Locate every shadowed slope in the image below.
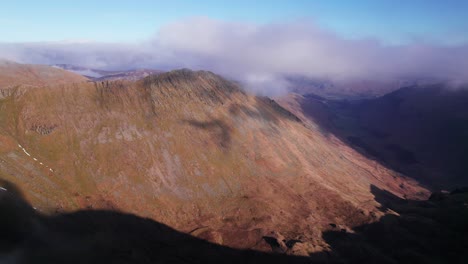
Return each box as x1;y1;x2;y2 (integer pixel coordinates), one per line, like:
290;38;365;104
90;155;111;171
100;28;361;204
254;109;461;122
322;185;468;263
1;181;465;263
0;182;312;264
278;84;468;189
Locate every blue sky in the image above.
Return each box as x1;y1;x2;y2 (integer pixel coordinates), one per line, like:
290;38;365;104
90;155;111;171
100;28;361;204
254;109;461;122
1;0;467;44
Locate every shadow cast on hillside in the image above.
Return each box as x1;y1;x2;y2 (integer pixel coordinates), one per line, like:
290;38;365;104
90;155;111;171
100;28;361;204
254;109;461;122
1;180;468;263
295;95;435;189
321;184;468;264
181;118;232;151
296;87;468;189
0;180;313;264
180;97;300;153
229;97;301;125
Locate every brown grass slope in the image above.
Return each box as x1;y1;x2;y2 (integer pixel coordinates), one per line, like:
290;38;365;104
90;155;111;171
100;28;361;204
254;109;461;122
0;69;427;255
0;60;87;90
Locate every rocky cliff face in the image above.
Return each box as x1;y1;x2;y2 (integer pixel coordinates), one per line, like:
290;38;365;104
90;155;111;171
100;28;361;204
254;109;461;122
0;69;428;255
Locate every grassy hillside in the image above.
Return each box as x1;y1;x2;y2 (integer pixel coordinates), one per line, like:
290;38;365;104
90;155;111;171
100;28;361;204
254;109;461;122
0;69;428;254
0;60;88;90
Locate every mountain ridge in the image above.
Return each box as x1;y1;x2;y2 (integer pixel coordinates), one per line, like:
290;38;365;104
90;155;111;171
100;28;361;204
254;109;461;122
0;61;88;90
0;66;428;256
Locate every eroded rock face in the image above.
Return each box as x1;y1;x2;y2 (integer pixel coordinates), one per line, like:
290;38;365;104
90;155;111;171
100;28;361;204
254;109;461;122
29;123;58;135
0;69;428;256
0;88;14;99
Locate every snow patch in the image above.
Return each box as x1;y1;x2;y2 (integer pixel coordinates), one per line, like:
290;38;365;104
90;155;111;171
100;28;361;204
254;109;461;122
17;143;54;173
22;148;31;156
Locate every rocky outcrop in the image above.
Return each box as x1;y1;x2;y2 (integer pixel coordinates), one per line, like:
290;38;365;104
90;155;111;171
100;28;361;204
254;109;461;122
0;88;13;99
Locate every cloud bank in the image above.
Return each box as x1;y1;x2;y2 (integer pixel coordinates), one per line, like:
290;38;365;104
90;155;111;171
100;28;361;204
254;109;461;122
1;17;468;95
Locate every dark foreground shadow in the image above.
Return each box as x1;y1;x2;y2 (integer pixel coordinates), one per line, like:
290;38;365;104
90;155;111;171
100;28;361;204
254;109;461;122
321;185;468;264
2;179;468;264
0;181;312;264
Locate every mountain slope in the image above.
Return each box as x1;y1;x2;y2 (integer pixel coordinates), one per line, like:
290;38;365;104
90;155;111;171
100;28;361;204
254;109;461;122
0;69;427;255
3;183;466;263
278;84;468;189
0;60;88;89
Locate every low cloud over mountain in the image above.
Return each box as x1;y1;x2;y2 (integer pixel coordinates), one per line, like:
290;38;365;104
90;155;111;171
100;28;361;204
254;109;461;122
1;17;468;95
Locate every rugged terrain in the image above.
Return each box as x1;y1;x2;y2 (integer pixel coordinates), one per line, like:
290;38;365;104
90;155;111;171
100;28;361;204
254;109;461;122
0;67;430;258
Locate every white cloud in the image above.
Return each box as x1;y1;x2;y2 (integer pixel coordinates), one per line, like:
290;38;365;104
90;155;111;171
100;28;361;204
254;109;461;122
1;17;467;95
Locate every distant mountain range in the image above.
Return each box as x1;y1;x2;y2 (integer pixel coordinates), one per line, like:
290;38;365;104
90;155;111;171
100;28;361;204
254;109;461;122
285;75;440;100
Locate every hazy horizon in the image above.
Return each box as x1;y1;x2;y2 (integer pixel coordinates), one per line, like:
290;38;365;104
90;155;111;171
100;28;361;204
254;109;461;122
2;1;468;94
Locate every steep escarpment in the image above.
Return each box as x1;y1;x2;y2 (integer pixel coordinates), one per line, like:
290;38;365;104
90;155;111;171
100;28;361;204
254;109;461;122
0;69;428;255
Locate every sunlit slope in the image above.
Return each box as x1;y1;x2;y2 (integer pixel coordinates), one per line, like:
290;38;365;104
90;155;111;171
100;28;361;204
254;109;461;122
0;69;427;253
0;60;87;89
